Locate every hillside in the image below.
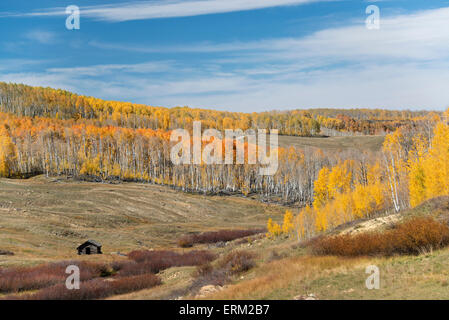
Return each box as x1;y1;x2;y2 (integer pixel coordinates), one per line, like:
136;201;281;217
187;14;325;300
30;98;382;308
278;135;385;152
198;196;449;300
106;197;449;300
0;82;436;136
2;180;449;300
0;83;443;209
0;83;447;300
0;175;285;268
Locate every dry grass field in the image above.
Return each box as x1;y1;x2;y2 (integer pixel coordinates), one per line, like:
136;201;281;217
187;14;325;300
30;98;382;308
107;202;449;300
278;135;385;152
0;175;285;268
204;245;449;300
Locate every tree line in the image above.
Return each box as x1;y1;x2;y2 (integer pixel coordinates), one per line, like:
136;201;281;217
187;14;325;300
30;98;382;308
0;110;378;206
0;82;437;137
0;82;445;214
267;110;449;240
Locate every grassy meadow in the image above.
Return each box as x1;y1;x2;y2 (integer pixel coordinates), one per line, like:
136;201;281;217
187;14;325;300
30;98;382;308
0;175;285;268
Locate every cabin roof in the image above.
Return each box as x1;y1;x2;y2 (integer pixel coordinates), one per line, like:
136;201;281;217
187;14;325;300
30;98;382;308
77;240;102;250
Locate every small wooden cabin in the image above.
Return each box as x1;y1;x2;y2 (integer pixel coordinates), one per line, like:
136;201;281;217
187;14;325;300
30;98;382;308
77;240;102;255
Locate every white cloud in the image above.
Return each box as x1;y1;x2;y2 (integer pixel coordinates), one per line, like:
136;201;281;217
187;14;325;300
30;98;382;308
4;0;330;22
3;6;449;112
0;59;48;72
47;61;176;76
154;64;449;111
4;61;447;112
89;6;449;63
23;30;56;44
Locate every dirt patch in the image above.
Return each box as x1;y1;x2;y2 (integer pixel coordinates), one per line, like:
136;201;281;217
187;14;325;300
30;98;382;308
339;214;401;235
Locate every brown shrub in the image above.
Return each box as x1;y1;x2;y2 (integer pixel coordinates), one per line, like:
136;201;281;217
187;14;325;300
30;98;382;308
218;250;256;274
312;217;449;257
191;268;228;290
388;217;449;254
266;250;287;262
195;263;214;277
177;237;194;248
176;251;257;297
178;229;265;248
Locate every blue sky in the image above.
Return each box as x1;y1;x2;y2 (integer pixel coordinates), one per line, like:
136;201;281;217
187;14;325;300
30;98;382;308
1;0;449;112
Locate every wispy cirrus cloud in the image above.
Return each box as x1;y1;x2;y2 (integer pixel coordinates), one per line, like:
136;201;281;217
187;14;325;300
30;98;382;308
2;0;331;22
91;6;449;62
47;61;177;76
3;6;449;111
0;59;50;72
23;30;57;44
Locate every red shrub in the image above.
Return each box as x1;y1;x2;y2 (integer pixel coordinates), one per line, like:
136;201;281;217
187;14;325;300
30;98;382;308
0;248;215;298
0;261;107;294
10;274;161;300
178;229;265;248
110;273;161;295
127;250;216;273
115;261;156;277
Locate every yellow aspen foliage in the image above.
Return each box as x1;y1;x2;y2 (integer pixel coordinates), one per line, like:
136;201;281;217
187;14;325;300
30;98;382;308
407;119;449;207
369;181;386;212
267;218;282;238
313;167;330;209
0;128;17;177
268;209;308;240
367;162;382;185
352;184;370;218
112;163;121;177
383;128;405;155
1;82;448;243
307;160;389;233
408;134;428;207
79;156;101;176
269;109;448;240
334;192;353;224
315;206;328;232
422;122;449;201
296;210;306;240
282;210;294;234
382;128;408;212
295;205;315;240
409;164;426;207
327;160;352;198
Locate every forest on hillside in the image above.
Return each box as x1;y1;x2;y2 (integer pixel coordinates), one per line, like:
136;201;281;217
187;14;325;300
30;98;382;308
0;82;438;136
0;82;448;239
